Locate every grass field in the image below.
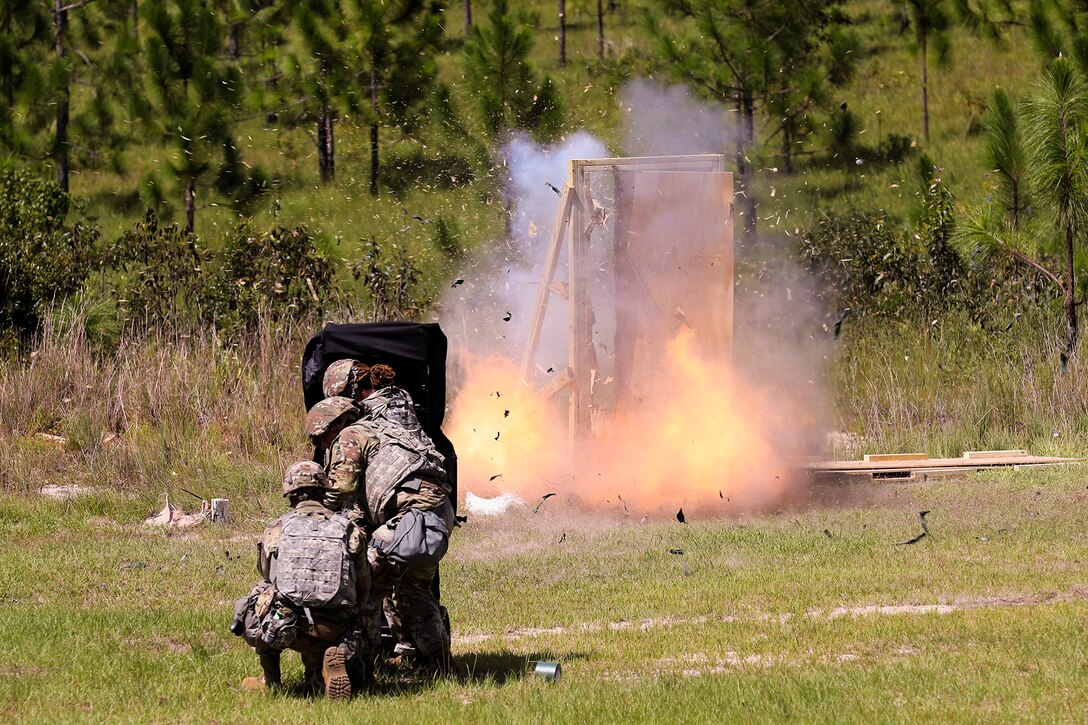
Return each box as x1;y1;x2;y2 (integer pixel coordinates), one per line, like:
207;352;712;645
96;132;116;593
2;465;1087;723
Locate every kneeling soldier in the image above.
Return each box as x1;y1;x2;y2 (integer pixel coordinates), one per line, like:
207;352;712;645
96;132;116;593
231;461;370;699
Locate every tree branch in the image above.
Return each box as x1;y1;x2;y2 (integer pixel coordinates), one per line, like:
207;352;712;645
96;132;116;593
1006;248;1064;291
58;0;96;13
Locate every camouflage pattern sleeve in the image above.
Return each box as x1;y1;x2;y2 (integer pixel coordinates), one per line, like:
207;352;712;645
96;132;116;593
345;521;370;607
324;425;379;511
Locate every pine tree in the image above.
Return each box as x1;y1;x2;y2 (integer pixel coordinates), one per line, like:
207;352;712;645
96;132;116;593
1;0;133;191
282;0;444;191
463;0;564;141
956;58;1088;356
136;0;244;233
982;87;1027;229
352;0;446;195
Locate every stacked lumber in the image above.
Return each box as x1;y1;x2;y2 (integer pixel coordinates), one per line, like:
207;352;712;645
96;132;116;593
808;450;1081;482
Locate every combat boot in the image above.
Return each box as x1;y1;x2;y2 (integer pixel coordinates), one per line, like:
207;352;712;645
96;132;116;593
323;645;352;700
241;653;282;692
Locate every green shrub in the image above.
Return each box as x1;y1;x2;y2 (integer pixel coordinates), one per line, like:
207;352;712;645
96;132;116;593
206;221;334;334
350;237;423;320
103;209;205;325
0;169;98;339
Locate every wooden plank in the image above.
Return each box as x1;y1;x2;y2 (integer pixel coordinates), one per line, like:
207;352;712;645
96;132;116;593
963;449;1027;460
576;154;726;171
809;455;1081;473
863;452;929;462
520;185;575;379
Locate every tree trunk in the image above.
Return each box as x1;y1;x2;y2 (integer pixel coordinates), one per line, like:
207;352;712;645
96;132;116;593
229;22;241;60
559;0;566;67
317;111;329;183
741;90;757;239
597;0;604;60
1011;181;1020;232
54;0;69;193
782;123;793;174
325;112;335;181
1065;220;1078;355
921;30;930;141
185;176;195;234
464;0;471;33
369;69;378;195
733;98;744;174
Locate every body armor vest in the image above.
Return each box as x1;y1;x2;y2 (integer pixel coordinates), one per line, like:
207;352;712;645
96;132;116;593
357;416;447;527
274;510;356;609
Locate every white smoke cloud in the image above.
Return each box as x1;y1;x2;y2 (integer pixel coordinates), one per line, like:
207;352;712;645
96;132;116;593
621;79;735;157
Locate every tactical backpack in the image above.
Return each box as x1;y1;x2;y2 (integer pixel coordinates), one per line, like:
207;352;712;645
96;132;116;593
275;511;357;609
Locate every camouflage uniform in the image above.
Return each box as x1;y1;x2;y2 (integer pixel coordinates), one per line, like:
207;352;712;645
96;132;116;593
322;387;456;673
232;461;370;697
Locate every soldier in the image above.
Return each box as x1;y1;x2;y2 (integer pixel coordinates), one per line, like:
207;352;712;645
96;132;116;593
231;461;370;699
304;368;459;677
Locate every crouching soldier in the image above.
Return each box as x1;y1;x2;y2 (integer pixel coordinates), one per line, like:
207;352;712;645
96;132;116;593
231;461;370;699
305;367;461;678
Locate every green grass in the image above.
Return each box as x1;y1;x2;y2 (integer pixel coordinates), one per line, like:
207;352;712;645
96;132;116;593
2;466;1088;722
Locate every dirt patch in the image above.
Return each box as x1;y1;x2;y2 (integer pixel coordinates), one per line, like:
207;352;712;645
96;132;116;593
454;587;1088;645
0;665;43;678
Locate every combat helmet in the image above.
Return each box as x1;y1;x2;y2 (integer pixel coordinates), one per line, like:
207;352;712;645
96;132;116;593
282;460;329;497
305;396;360;438
323;359;368;398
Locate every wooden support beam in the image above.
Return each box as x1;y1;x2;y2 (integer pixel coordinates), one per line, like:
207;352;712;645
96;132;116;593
520;185;575;380
568;165;593;441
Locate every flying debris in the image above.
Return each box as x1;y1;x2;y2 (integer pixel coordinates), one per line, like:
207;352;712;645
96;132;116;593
489;474;502;481
676;508;686;524
545;181;562;196
503;311;512;322
823;529;833;539
494;431;501;441
833;308;853;339
451;278;465;288
896;511;930;546
669;548;684;555
503;410;510;418
532;492;557;514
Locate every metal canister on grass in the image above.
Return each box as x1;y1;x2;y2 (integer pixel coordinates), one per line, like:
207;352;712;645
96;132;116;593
534;661;562;682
